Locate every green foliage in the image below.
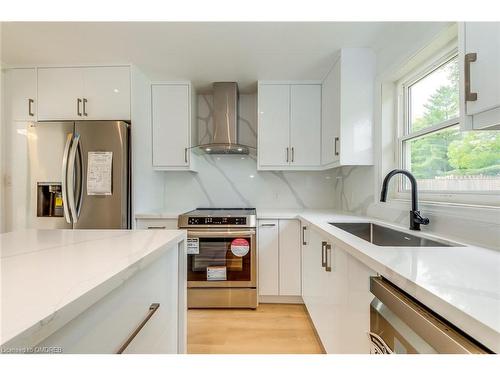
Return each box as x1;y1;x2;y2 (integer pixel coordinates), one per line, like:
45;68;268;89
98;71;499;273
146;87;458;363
408;58;500;179
448;132;500;175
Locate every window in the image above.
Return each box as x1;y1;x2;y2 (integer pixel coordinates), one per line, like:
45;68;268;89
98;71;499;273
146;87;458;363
398;51;500;196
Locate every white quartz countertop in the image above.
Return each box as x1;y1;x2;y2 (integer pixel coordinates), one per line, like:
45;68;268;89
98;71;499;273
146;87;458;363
0;229;186;348
296;211;500;353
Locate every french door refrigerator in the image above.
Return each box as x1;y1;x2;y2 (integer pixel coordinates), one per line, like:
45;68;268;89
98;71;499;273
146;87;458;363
27;121;131;229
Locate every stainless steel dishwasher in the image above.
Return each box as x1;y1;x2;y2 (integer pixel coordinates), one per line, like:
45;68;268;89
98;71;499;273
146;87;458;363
368;277;490;354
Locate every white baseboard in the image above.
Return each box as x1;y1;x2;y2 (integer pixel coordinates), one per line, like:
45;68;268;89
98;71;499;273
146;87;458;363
259;295;304;304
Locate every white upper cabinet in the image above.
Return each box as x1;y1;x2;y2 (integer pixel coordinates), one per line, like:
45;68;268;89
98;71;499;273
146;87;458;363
321;48;375;168
459;22;500;130
258;82;321;170
4;68;37;121
257;84;290;168
151;83;196;171
290;85;322;167
82;66;131;120
38;67;84;121
37;66;130;121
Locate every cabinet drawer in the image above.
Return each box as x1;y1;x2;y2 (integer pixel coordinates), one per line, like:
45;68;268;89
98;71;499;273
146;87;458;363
37;246;179;353
135;218;179;230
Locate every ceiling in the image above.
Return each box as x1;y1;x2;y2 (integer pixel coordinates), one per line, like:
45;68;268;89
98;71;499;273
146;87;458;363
1;22;449;92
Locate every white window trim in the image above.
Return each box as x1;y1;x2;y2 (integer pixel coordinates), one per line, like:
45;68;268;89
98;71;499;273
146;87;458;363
393;45;499;207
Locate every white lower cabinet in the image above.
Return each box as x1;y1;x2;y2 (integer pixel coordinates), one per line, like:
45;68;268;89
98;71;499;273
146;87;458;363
257;219;301;299
135;218;179;230
38;245;184;354
301;223;375;353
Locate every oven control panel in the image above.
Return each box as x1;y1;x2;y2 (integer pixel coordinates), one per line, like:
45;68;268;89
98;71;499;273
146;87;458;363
188;217;247;225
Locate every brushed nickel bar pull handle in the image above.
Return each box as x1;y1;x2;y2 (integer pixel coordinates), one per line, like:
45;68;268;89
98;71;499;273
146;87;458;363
464;53;478;102
321;241;327;267
28;99;34;117
302;226;307;245
325;243;332;272
291;147;294;162
77;98;82;116
82;98;88;116
286;147;289;163
260;223;276;227
117;303;160;354
147;226;166;229
184;148;188;163
334;137;339;156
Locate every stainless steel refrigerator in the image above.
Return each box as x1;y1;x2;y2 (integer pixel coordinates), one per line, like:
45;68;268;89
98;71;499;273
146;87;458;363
27;121;131;229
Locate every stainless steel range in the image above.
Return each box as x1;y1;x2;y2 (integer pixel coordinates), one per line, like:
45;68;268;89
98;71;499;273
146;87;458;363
178;208;257;309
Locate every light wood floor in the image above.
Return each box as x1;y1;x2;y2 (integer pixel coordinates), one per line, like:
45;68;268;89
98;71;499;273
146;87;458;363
187;303;324;354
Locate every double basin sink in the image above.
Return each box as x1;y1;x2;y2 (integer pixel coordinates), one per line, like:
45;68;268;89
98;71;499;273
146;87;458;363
329;222;462;247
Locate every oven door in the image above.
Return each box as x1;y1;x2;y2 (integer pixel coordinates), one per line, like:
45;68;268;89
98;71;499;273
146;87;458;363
187;229;256;288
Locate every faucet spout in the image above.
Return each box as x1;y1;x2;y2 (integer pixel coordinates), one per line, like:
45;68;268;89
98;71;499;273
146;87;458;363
380;169;429;231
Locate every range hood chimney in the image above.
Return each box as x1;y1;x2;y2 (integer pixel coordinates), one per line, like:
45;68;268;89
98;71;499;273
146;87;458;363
196;82;255;155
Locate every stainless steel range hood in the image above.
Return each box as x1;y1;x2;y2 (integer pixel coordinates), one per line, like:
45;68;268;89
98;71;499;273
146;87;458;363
195;82;255;155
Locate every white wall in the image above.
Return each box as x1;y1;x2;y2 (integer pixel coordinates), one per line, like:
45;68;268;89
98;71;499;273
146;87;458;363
332;24;500;250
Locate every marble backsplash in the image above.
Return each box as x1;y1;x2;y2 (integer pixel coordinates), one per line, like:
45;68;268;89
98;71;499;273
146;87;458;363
160;94;337;212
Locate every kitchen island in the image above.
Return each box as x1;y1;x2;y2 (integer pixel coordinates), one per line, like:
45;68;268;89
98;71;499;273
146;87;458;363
0;229;187;354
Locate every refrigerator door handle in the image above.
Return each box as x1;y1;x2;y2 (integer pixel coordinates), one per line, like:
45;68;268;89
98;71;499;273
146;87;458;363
75;138;84;219
61;133;73;224
67;133;81;223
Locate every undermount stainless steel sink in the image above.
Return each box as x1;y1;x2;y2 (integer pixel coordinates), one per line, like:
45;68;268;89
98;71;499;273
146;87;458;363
329;222;463;247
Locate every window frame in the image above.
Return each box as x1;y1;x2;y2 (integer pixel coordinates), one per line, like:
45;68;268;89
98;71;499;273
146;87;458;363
394;45;499;206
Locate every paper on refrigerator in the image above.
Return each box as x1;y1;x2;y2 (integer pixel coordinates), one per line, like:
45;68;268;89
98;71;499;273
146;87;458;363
87;152;113;195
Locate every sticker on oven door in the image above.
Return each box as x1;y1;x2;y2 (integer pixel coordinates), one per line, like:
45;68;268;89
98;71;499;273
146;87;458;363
230;238;250;257
187;238;199;255
207;266;227;281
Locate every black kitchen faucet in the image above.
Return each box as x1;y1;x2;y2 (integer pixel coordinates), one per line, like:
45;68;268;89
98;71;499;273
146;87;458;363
380;169;430;231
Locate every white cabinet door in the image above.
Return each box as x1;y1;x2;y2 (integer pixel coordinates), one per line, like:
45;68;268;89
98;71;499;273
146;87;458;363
4;68;37;121
37;67;84;121
290;85;321;167
278;219;301;296
257;220;279;296
152;84;191;169
258;84;290;167
461;22;500;130
301;227;330;347
38;244;182;353
135;218;179;230
320;48;375;168
321;60;341;165
83;66;131;120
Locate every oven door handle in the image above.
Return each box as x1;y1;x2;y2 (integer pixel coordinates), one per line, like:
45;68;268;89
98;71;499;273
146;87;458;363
187;230;256;238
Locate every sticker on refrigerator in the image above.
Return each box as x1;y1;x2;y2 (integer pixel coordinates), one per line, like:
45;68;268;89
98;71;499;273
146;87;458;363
187;238;199;255
87;151;113;195
207;266;227;281
230;238;250;257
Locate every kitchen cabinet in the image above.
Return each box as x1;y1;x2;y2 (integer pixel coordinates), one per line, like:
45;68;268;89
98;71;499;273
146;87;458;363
135;217;179;230
37;244;184;354
257;219;302;300
321;48;375;168
151;82;196;171
37;66;130;121
301;223;375;353
257;82;322;170
257;220;280;296
459;22;500;130
3;68;37;121
278;219;302;295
